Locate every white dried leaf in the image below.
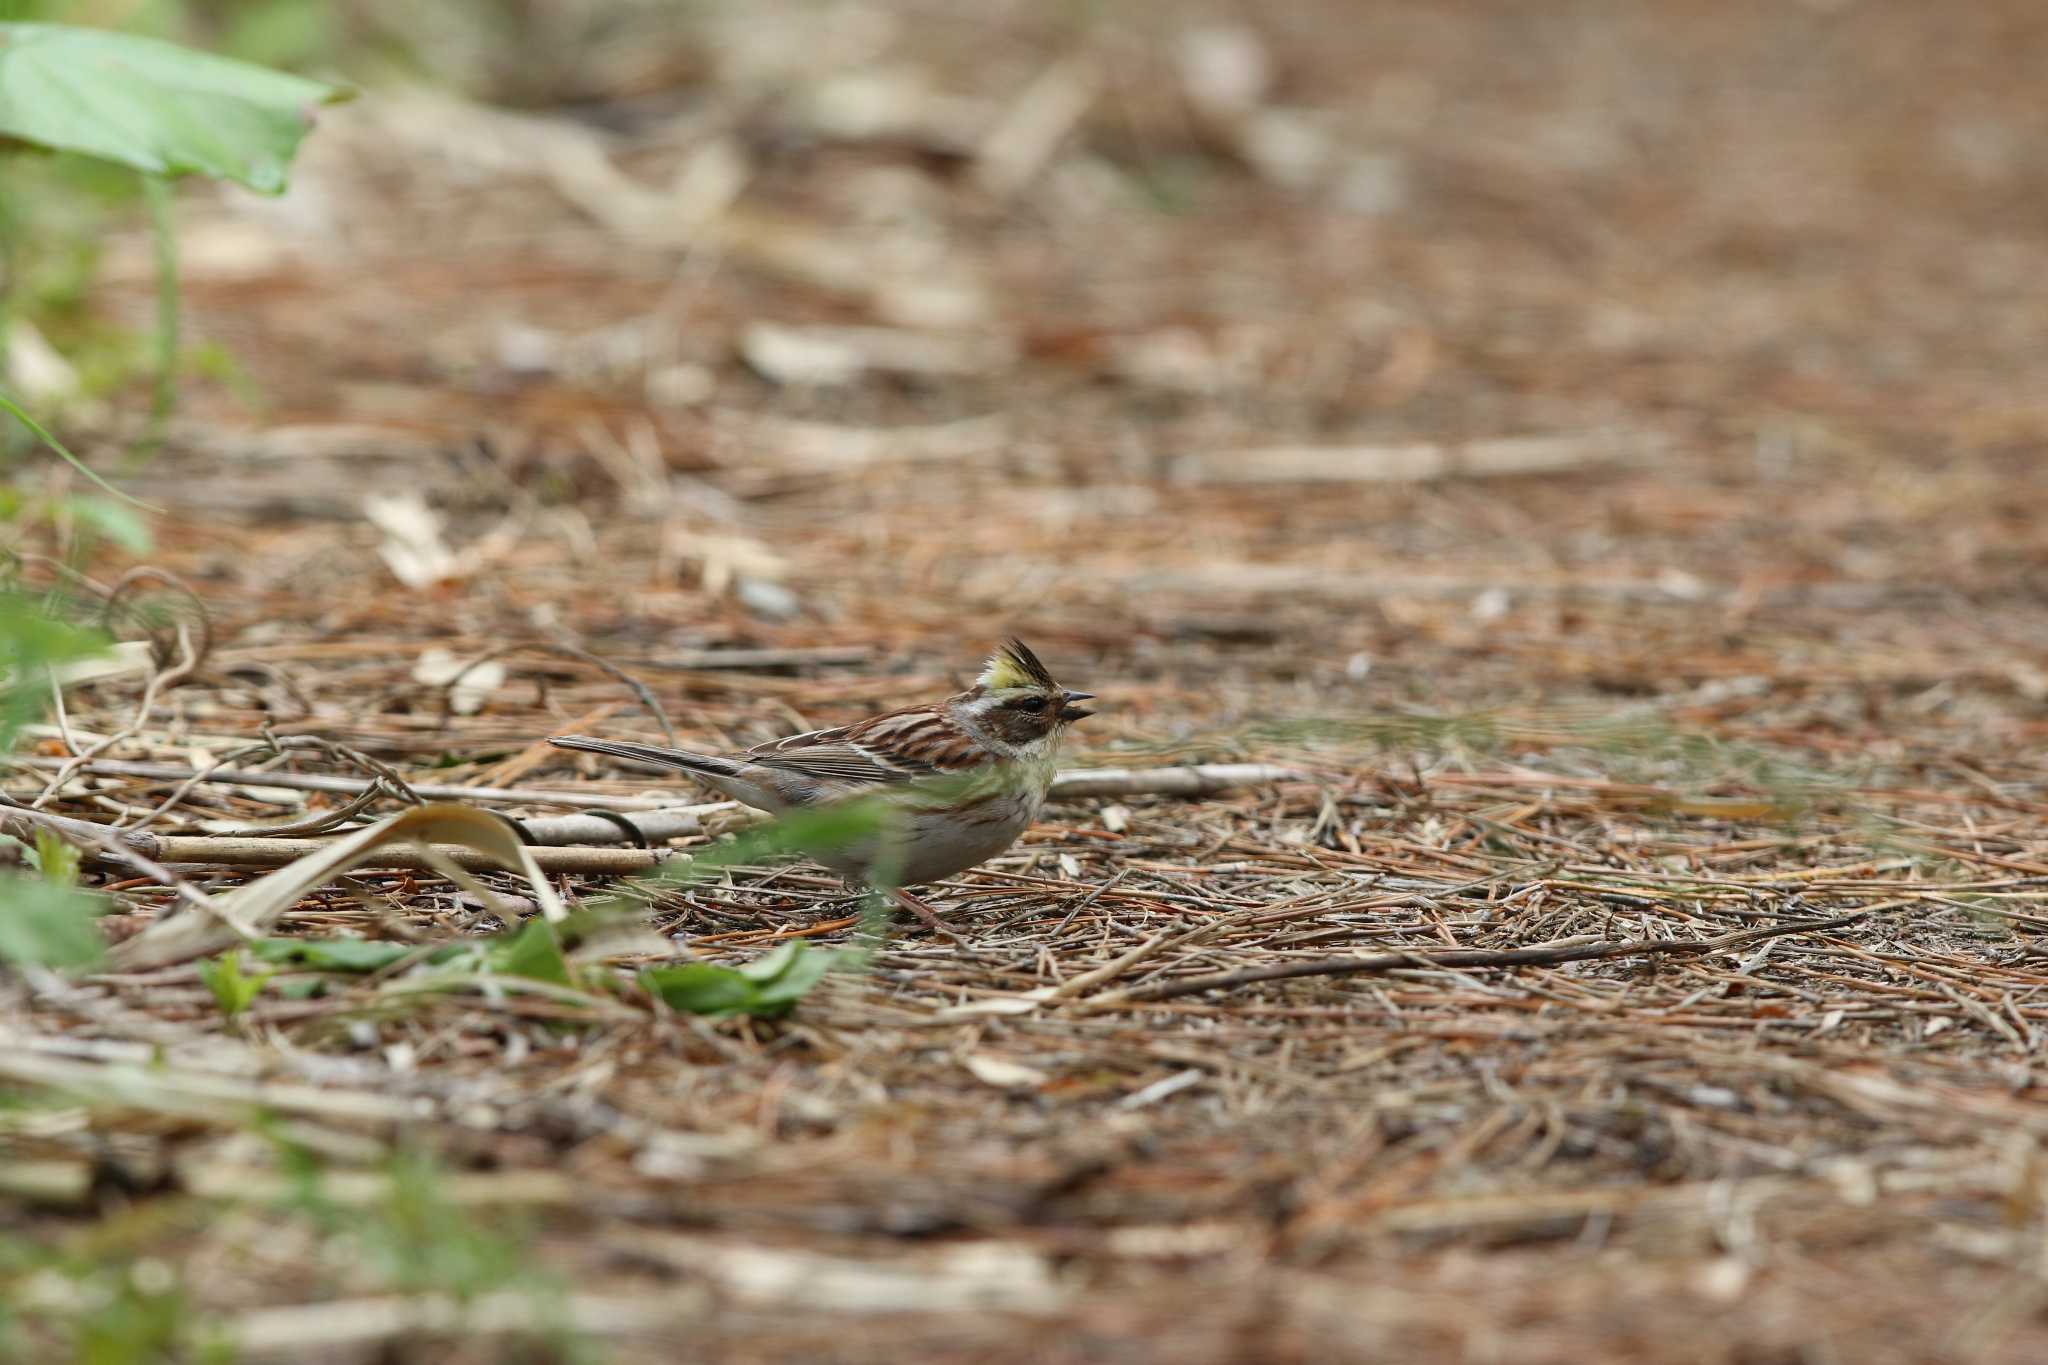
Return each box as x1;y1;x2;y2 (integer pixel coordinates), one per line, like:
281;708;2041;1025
1692;1257;1750;1304
1176;24;1270;114
935;991;1052;1019
4;321;79;403
735;575;801;621
495;322;559;374
412;647;504;716
802;66;935;139
363;492;459;590
1239;108;1332;188
741;323;865;387
1658;567;1710;601
663;529;788;597
962;1052;1050;1090
663;1239;1065;1315
645;362;716;409
42;640;153;689
873;274;990;329
1100;804;1131;834
1469;587;1512;622
2007;663;2048;702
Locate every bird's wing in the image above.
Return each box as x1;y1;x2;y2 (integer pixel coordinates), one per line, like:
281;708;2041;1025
744;706;989;788
746;737;925;786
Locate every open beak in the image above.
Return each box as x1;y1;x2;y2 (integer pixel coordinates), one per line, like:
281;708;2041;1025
1057;690;1095;722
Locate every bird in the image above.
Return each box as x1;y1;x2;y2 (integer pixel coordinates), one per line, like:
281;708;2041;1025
548;639;1094;933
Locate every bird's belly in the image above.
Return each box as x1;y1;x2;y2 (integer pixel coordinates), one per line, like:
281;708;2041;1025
899;799;1039;883
812;791;1040;887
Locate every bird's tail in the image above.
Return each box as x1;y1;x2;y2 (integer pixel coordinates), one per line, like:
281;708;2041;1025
548;735;744;777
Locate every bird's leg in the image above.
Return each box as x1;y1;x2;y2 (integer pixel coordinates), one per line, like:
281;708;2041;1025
889;887;978;952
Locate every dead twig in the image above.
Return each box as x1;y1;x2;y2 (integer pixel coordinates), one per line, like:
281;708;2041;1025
437;642;678;746
1079;910;1877;1009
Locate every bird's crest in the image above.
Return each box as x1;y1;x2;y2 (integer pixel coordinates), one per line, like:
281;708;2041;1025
978;637;1058;691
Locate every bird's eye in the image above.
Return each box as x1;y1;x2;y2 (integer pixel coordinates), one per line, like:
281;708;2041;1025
1012;696;1046;713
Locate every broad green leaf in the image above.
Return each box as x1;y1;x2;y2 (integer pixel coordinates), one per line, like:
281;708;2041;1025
0;873;104;969
641;940;842;1018
735;940;808;983
0;23;350;193
250;937;451;972
640;962;759;1016
483;916;570;986
734;939;839;1007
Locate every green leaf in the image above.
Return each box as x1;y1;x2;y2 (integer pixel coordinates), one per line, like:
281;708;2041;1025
32;830;78;887
0;592;111;750
735;939;837;1005
483;916;570;986
56;494;152;553
252;920;572;985
196;949;271;1017
0;872;104;969
0;23;351;194
639;962;758;1016
0;391;155;510
250;936;436;972
641;940;841;1018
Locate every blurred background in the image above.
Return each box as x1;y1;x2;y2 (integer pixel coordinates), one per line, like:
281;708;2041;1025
10;0;2048;740
11;2;2048;1361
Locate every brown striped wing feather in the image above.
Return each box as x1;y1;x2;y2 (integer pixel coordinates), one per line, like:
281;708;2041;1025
742;702;991;789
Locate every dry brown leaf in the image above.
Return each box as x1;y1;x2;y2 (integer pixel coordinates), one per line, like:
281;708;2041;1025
108;803;567;971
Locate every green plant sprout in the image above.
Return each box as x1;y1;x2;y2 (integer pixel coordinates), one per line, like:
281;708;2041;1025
0;19;350;462
0;20;345;973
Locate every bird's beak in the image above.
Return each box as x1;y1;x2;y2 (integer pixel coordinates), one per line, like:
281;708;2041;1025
1057;690;1095;722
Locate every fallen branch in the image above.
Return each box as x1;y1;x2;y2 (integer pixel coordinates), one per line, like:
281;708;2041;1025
1166;430;1648;485
1048;763;1305;798
1075;910;1874;1009
224;1292;680;1355
136;839;676;875
16;756;1305;808
0;804;685;875
11;755;682;810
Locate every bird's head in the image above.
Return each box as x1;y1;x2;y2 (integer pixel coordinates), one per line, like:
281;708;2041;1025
959;637;1094;749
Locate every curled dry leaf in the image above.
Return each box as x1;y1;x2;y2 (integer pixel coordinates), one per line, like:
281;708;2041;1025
107;803;566;971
